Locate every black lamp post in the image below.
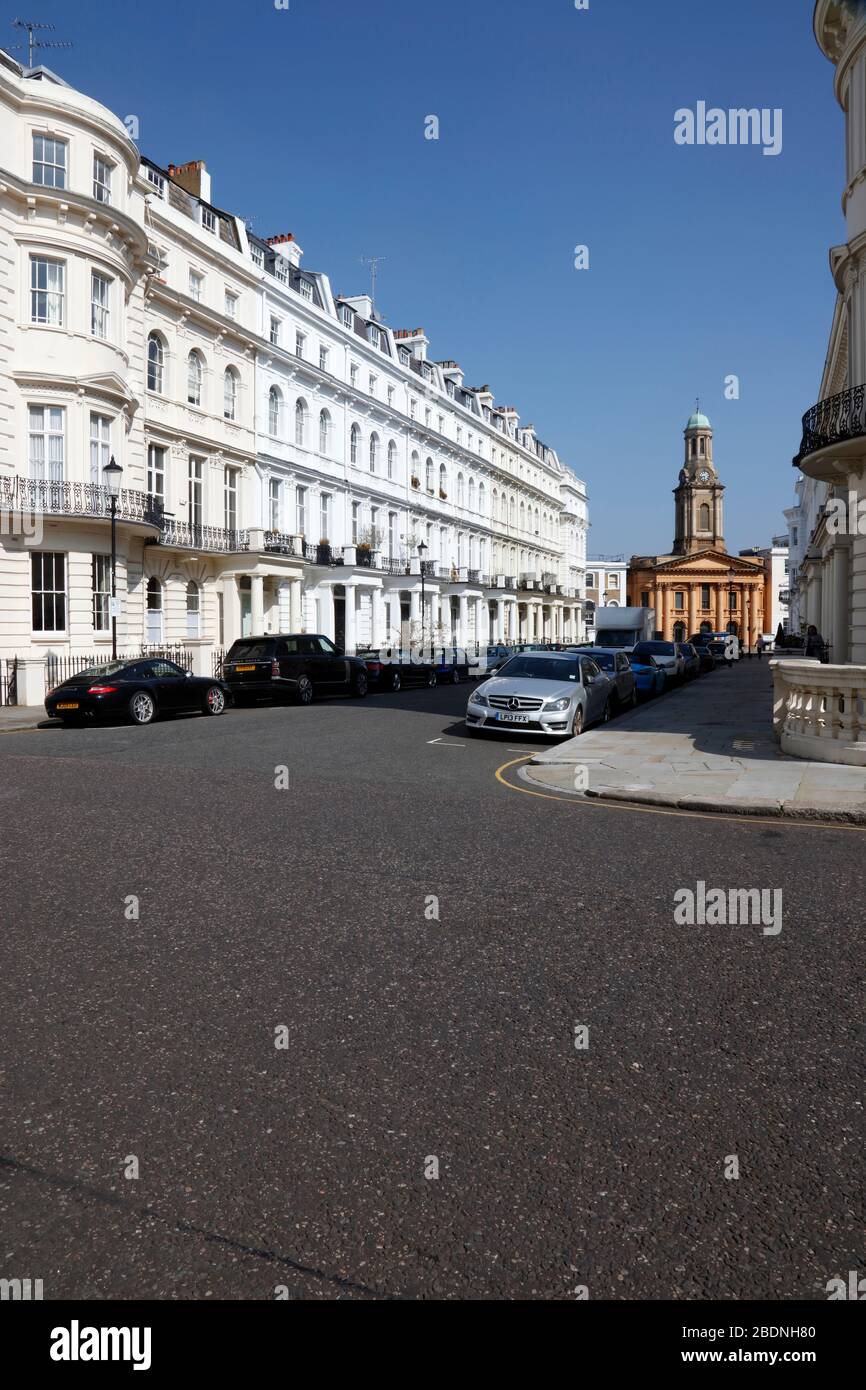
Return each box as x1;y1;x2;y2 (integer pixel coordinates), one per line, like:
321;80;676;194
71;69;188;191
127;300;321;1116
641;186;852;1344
104;455;123;659
418;541;428;653
727;567;736;637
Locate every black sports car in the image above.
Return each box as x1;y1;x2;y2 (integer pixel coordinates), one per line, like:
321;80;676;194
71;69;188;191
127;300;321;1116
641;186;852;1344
45;658;231;726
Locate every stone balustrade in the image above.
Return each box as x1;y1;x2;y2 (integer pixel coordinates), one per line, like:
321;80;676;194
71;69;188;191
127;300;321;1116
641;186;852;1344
771;658;866;765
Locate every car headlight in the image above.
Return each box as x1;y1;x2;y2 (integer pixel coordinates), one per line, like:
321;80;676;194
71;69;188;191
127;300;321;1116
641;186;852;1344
545;696;571;711
472;693;489;707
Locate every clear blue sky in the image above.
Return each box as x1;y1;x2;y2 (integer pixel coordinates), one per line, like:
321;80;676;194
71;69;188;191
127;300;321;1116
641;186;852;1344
10;0;842;556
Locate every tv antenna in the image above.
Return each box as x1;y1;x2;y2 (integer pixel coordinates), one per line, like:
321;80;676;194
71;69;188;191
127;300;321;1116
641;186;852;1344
11;18;73;68
360;255;386;309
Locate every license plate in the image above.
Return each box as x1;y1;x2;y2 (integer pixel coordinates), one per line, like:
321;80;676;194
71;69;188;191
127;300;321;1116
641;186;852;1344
57;702;79;710
235;665;256;672
496;712;531;724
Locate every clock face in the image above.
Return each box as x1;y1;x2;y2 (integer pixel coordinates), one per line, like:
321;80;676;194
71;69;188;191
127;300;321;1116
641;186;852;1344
698;469;711;483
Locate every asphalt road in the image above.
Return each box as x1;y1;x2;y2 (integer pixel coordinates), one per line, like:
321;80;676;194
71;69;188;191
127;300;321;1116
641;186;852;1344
0;679;862;1300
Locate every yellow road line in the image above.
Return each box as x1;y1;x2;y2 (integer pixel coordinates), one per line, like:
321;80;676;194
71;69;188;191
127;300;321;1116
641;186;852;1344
494;756;866;834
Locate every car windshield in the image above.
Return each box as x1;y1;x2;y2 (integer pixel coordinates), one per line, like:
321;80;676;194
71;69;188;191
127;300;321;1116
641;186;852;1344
635;642;675;656
496;656;577;681
227;640;274;661
586;652;615;670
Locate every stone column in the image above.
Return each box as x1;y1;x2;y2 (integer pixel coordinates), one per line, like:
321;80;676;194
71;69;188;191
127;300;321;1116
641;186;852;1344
344;584;357;653
715;583;725;632
372;587;386;646
251;575;264;635
458;594;469;646
832;540;851;662
410;589;421;628
688;586;698;637
290;579;303;632
319;585;335;641
660;584;669;639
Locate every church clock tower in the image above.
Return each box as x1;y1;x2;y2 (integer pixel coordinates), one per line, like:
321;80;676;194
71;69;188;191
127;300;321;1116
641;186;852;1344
672;405;725;555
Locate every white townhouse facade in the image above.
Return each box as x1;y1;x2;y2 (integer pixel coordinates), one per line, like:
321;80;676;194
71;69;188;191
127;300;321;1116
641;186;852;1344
0;49;588;702
253;248;588;652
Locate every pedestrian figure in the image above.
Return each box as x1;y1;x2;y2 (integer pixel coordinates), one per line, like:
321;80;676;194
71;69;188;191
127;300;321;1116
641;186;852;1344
804;624;825;661
756;634;766;661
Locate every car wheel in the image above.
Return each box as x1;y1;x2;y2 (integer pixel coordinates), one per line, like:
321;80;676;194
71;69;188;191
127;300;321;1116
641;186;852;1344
602;699;611;724
389;670;401;693
427;670;438;688
571;705;584;737
296;675;314;705
202;685;226;716
129;691;156;726
353;672;368;698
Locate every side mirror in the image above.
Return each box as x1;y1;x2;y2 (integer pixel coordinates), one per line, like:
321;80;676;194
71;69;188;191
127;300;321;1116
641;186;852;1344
185;670;193;678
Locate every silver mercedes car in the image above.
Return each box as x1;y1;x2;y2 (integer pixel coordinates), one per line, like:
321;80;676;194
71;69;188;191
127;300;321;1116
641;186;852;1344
465;651;614;739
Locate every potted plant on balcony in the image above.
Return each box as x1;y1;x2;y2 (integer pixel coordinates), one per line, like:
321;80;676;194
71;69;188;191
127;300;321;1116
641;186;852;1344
356;542;372;568
439;488;447;500
316;537;332;565
411;475;420;489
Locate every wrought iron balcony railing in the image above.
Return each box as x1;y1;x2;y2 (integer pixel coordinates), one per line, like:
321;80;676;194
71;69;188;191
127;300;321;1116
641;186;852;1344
1;475;163;526
794;384;866;464
158;519;249;552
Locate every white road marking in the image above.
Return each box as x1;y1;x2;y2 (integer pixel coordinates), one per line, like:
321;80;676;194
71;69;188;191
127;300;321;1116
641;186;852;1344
427;737;465;747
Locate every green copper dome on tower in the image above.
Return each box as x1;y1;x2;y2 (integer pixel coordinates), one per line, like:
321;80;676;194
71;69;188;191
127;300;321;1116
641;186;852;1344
686;401;711;431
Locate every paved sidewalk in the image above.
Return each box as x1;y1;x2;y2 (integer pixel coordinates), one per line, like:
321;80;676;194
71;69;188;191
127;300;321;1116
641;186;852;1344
526;658;866;822
0;705;51;733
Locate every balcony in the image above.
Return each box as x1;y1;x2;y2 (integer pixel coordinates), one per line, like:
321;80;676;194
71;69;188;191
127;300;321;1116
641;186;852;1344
794;384;866;480
772;659;866;765
1;475;162;529
158;519;248;552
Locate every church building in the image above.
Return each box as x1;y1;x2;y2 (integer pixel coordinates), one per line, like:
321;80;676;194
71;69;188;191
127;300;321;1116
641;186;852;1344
627;410;769;646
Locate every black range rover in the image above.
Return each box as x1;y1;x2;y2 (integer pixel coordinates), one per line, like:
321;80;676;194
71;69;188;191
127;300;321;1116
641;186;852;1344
222;634;369;703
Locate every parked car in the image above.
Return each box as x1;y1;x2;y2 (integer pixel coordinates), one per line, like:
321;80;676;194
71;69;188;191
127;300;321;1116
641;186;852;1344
572;647;637;712
434;646;471;683
469;644;512;677
628;650;667;699
676;642;701;681
695;646;715;674
45;658;230;726
222;634;368;703
358;646;437;692
631;640;683;685
466;651;613;738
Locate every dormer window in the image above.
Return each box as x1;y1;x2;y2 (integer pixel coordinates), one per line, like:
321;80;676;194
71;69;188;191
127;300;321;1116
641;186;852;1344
369;325;380;348
446;381;455;398
299;278;313;301
201;206;217;234
251;244;265;268
340;305;353;328
146;166;165;198
400;348;410;366
275;260;289;285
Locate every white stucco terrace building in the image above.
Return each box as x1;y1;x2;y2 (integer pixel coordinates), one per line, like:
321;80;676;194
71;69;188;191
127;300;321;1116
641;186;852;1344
0;48;588;703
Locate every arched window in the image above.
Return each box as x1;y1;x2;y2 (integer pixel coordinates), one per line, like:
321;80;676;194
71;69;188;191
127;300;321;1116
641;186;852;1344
147;333;165;393
268;386;282;436
319;409;331;454
439;462;447;497
492;487;498;519
187;351;203;407
509;497;516;527
502;493;509;523
295;398;308;447
468;477;476;513
520;501;526;531
223;367;238;421
699;503;710;530
699;437;706;457
369;432;379;472
426;457;434;491
387;440;397;479
146;577;163;644
457;473;465;507
410;449;420;484
350;423;361;465
186;580;201;638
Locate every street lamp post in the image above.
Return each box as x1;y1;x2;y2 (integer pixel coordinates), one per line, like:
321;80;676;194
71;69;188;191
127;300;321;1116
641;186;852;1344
418;541;428;654
104;455;123;660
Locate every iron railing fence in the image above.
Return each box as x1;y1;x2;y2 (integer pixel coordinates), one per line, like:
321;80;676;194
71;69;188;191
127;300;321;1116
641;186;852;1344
1;658;18;707
45;646;194;690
